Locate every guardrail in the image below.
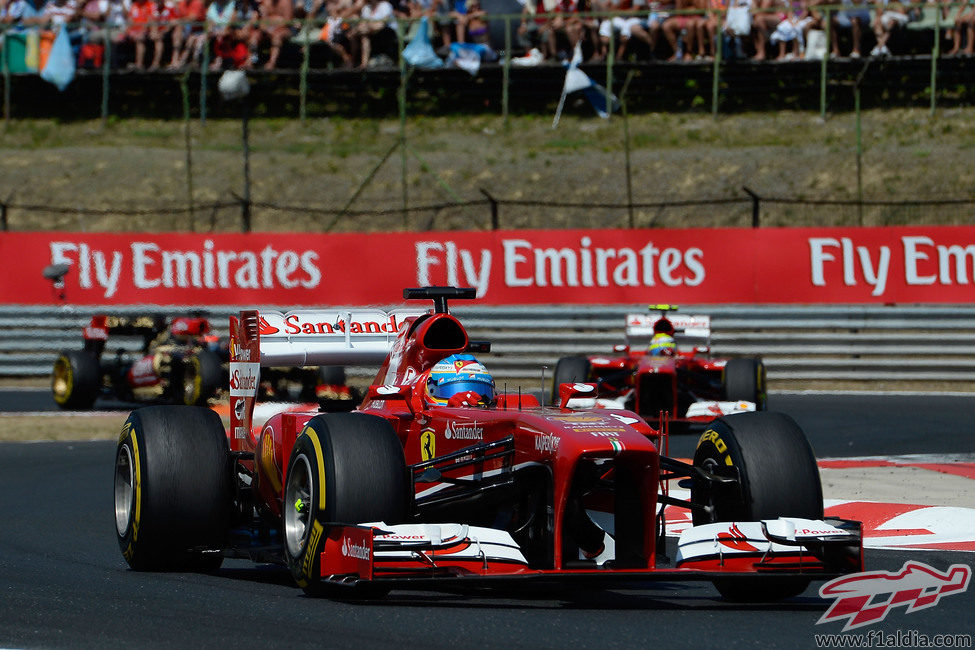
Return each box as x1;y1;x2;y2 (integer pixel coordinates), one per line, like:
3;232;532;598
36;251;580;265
3;304;974;389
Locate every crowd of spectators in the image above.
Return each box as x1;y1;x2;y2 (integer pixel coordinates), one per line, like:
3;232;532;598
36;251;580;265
0;0;966;70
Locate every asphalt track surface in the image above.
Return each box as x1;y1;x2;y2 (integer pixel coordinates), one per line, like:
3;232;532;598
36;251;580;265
1;392;973;649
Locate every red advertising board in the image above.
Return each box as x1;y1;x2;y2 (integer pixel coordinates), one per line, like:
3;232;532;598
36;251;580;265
3;226;975;305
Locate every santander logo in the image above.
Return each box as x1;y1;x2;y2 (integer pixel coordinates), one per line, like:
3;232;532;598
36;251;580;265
716;524;759;552
228;362;259;396
258;317;279;335
342;537;370;560
445;420;483;440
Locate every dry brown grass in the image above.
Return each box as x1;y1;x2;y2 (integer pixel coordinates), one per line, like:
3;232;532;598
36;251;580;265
0;413;127;442
3;108;974;233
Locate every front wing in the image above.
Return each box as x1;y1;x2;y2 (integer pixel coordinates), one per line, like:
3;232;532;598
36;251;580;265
317;518;863;590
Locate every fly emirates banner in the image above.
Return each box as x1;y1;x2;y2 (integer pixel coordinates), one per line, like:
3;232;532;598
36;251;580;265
4;226;975;305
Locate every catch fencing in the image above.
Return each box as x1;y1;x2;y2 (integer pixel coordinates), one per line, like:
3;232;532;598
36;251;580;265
4;304;975;389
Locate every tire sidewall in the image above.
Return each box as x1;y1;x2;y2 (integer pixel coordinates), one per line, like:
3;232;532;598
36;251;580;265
114;406;231;571
285;424;332;590
692;417;751;524
116;416;147;567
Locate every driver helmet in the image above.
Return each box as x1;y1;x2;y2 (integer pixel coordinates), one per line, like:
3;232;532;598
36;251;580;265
425;353;495;405
648;333;676;357
653;317;675;336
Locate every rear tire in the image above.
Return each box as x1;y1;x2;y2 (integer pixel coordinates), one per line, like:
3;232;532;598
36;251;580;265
51;350;100;410
691;411;822;601
284;413;408;597
723;358;767;410
551;356;591;405
180;349;222;406
115;405;232;571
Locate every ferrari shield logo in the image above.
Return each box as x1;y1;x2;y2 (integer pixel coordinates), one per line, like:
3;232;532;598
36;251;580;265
420;429;436;461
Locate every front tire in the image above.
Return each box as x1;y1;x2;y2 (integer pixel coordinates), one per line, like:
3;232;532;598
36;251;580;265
723;357;767;410
691;411;822;601
284;413;408;597
52;350;100;410
115;405;232;571
551;356;592;405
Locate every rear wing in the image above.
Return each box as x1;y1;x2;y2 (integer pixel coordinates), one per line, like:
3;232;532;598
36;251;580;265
625;313;711;352
227;308;419;451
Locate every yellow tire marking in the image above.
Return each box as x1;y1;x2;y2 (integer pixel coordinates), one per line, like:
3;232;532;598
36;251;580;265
123;426;143;562
304;425;328;511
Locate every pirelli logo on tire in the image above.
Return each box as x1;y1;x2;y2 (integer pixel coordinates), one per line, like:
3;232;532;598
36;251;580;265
698;428;733;466
300;520;324;584
118;421;133;446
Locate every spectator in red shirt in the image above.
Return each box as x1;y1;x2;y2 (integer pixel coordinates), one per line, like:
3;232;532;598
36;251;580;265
168;0;205;68
150;0;179;68
123;0;159;68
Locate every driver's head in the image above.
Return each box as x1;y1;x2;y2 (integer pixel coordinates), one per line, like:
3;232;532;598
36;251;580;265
653;316;675;336
425;353;495;406
648;333;676;357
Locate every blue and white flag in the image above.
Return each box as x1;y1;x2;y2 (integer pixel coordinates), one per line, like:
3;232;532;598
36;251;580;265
402;17;443;69
553;43;620;127
40;27;75;91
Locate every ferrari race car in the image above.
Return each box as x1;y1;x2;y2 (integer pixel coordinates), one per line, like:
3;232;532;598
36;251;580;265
51;313;353;411
52;314;224;410
113;287;862;601
552;305;767;428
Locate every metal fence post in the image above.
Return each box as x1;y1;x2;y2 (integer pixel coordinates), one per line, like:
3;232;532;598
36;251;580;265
742;186;760;227
820;8;830;120
502;15;511;127
711;8;722;119
200;36;209;124
300;17;310;121
101;29;111;126
606;27;614;122
397;18;409;227
241;99;251;233
2;25;9;126
930;6;940;115
480;188;499;229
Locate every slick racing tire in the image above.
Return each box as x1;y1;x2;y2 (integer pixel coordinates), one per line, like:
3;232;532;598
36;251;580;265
550;356;591;405
284;413;408;598
722;357;767;411
115;406;232;572
51;350;100;410
691;411;822;602
181;349;223;406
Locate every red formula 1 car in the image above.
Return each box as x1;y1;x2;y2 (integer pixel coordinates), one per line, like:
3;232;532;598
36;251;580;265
113;288;861;601
53;314;224;410
552;305;767;429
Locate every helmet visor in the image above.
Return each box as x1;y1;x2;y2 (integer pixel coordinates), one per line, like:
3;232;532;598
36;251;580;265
432;378;494;402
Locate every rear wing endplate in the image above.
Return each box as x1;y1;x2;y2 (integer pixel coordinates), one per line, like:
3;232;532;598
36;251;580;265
227;308;419;451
